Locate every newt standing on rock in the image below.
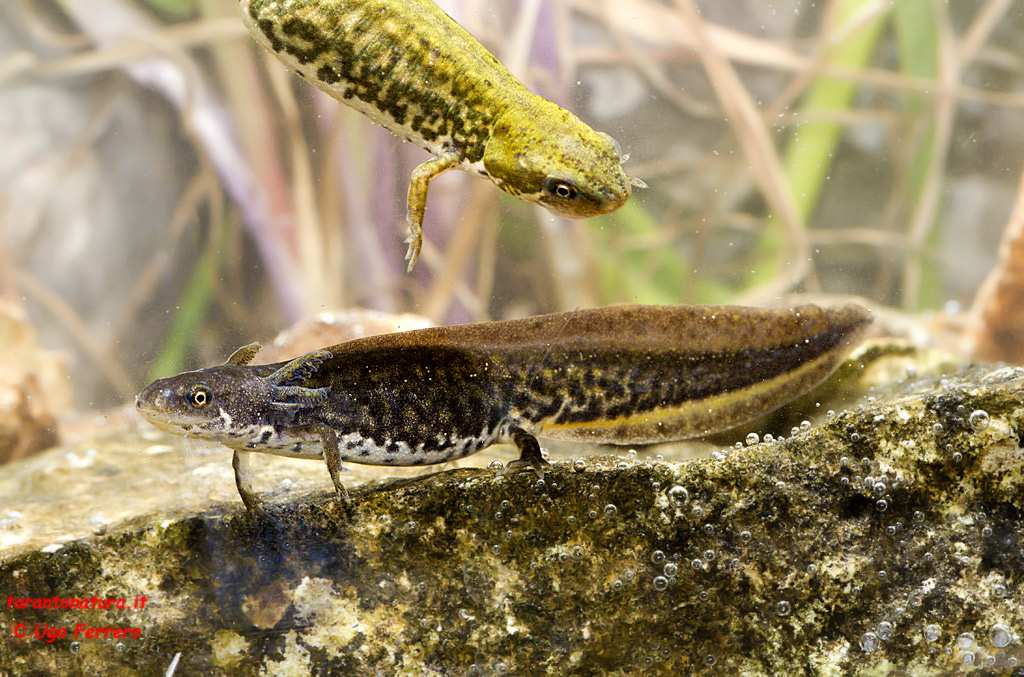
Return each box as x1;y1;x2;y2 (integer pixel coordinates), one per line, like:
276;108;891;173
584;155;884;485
239;0;644;270
137;304;871;511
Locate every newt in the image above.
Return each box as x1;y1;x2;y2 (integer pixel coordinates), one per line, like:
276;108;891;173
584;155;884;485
136;303;871;511
238;0;644;271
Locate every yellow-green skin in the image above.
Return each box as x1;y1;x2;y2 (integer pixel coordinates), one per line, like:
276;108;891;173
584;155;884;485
239;0;638;270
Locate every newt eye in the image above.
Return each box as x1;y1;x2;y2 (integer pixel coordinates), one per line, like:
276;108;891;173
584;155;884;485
544;178;579;202
188;386;212;409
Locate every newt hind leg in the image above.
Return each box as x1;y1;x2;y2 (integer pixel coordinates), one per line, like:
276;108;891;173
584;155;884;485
503;427;550;479
405;153;460;271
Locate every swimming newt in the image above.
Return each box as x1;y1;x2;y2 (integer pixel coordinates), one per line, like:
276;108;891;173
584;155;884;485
238;0;644;271
136;303;871;511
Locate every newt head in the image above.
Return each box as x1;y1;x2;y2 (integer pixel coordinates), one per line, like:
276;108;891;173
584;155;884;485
483;97;643;220
135;366;277;445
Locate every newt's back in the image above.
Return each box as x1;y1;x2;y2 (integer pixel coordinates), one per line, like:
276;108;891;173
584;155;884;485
311;303;872;444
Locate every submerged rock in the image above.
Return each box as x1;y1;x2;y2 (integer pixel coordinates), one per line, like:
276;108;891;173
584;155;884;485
1;344;1023;674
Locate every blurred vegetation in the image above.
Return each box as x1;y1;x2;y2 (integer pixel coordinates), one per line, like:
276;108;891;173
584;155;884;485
2;0;1024;403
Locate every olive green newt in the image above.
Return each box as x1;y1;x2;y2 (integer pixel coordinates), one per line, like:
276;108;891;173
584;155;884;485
136;303;871;511
238;0;643;270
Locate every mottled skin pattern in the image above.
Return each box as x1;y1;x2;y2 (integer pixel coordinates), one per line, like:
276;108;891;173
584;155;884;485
239;0;641;270
137;304;871;511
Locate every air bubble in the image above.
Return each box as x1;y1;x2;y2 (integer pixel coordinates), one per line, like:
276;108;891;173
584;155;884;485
604;504;618;516
664;562;678;577
924;624;940;642
969;410;990;432
668;486;689;504
488;460;503;470
875;499;888;513
990;623;1012;648
739;530;752;542
860;632;878;652
573;459;587;472
745;433;760;446
570;545;585;560
776;601;791;616
652;576;669;591
90;515;109;536
703;524;715;535
651;550;666;565
877;621;893;640
958;632;976;650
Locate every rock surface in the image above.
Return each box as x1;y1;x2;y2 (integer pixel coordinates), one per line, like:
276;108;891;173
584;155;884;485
2;342;1023;675
0;300;67;464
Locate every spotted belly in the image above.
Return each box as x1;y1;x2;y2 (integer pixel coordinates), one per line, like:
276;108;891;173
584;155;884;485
228;423;506;466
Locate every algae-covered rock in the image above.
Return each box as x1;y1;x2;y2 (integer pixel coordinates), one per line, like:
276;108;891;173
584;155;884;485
2;345;1024;675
